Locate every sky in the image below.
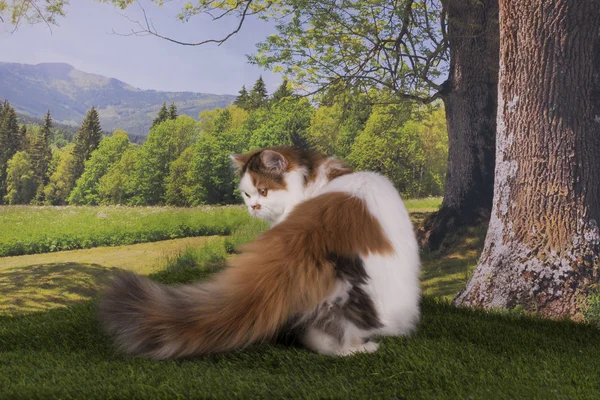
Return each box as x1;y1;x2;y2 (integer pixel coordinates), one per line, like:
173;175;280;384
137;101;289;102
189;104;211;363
0;0;282;95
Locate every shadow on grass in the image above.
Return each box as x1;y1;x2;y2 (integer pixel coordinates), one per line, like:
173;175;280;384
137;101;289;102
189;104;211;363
0;263;121;316
420;224;488;300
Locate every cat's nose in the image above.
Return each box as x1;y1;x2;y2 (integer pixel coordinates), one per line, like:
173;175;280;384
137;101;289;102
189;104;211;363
251;204;261;210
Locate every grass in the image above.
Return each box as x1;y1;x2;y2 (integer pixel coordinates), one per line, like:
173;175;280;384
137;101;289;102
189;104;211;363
0;199;441;258
2;296;600;398
402;196;443;212
0;205;250;257
4;198;600;398
0;236;220;315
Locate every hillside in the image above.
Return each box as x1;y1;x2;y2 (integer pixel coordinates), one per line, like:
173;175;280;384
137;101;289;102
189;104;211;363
0;62;235;135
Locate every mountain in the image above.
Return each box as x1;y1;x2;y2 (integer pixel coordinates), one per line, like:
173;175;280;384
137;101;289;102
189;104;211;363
0;62;236;136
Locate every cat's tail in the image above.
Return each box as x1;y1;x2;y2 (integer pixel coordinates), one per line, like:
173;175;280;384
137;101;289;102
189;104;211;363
98;233;337;359
99;192;392;359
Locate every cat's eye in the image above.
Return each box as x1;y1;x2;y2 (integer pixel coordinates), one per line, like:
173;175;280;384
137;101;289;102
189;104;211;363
258;188;268;197
243;192;250;198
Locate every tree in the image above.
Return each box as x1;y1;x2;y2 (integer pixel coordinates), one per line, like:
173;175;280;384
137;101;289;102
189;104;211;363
8;0;499;246
102;0;499;249
248;98;314;150
271;78;293;103
454;0;600;320
233;85;251;110
131;116;198;205
168;102;178;120
29;110;53;191
4;151;36;205
248;76;268;111
152;102;170;128
98;145;139;205
69;130;130;205
416;105;448;197
71;107;103;182
43;144;77;205
17;125;27;152
347;102;427;197
0;101;20;201
419;0;499;249
165;146;196;206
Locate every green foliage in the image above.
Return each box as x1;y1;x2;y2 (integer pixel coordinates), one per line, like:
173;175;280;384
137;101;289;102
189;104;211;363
0;100;20;201
97;145;139;205
348;100;447;198
130;116;198;205
415;104;448;196
248;76;269;111
165;146;196;206
233;85;251;110
1;83;449;205
71;107;103;182
271;78;294;103
0;205;249;257
168;102;178;120
192;108;249;205
3;151;36;205
0;0;68;26
248;97;314;150
28;110;53;199
68;131;130;205
152;102;170;128
307;103;344;156
43;144;76;205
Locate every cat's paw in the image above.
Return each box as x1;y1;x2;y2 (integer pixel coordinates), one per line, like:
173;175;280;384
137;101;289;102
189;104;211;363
336;341;380;356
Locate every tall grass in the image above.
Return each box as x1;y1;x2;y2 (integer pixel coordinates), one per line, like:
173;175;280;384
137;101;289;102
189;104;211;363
0;205;250;257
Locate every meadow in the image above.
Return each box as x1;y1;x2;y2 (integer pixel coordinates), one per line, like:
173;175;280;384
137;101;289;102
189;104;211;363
0;205;252;257
2;197;600;399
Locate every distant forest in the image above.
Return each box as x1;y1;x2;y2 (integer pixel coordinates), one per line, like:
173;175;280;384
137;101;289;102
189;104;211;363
0;77;448;206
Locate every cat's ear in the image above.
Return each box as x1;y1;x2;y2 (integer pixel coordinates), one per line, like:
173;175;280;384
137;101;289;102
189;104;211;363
260;150;288;174
230;153;248;176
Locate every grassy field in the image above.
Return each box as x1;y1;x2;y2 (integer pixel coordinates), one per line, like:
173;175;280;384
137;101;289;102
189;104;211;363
0;236;221;315
0;205;251;257
3;198;600;398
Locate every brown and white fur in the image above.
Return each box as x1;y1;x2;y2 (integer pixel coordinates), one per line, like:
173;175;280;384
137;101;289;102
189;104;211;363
99;147;420;358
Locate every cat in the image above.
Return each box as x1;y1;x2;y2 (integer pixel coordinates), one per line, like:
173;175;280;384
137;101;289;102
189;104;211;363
99;146;421;359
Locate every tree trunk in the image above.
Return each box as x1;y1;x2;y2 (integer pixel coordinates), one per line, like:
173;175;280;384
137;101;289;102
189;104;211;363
454;0;600;320
419;0;499;250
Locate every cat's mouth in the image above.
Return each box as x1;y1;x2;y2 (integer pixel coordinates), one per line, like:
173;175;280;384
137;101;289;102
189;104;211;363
249;205;274;221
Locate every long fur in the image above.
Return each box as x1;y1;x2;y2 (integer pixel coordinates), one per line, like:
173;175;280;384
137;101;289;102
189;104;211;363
100;147;420;358
99;192;390;359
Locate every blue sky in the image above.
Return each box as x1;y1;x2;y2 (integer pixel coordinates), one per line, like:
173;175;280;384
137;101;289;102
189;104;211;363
0;1;282;95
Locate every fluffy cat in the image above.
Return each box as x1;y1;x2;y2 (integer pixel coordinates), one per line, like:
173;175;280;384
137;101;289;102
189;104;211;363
99;146;420;358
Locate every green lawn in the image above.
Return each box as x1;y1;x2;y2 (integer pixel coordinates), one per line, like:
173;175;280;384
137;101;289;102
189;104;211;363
0;205;250;257
2;199;600;398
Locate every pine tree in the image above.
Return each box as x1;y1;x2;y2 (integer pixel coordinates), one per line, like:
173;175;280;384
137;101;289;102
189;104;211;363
249;76;268;110
271;78;293;103
72;107;103;181
30;110;53;189
152;102;170;128
168;103;178;120
18;125;27;151
0;101;20;201
233;85;251;110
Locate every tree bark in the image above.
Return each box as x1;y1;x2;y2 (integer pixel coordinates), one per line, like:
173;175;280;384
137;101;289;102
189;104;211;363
454;0;600;320
419;0;499;250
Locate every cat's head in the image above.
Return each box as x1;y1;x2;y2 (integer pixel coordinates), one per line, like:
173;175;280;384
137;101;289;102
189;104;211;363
231;147;332;224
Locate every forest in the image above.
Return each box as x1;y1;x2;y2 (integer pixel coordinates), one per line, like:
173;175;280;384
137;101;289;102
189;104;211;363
0;77;447;207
